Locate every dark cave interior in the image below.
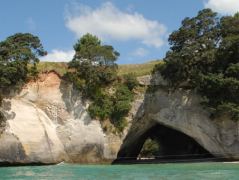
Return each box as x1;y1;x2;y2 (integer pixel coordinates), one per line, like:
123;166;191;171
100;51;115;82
115;124;213;163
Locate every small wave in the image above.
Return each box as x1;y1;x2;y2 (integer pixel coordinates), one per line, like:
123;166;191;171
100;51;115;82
56;161;65;165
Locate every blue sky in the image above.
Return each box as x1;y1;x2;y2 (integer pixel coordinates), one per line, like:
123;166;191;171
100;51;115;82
0;0;238;64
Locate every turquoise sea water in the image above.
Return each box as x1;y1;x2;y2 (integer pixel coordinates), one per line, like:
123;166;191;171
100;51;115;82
0;162;239;180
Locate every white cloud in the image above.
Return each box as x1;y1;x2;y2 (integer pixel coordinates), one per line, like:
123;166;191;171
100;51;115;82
65;2;167;48
40;49;74;62
131;47;148;57
204;0;239;15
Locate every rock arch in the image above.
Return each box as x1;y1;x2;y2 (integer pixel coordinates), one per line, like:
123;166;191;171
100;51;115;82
115;79;239;162
116;121;213;163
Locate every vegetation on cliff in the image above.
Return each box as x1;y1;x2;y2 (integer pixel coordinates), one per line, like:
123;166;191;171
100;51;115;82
36;60;160;77
139;138;160;158
0;32;141;132
154;9;239;120
65;33;138;132
0;33;46;102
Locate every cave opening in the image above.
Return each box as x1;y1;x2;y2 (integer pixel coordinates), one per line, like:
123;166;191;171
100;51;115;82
115;124;214;163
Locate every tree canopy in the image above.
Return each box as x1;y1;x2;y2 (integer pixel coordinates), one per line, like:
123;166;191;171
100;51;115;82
68;33;119;97
156;9;239;120
0;33;46;89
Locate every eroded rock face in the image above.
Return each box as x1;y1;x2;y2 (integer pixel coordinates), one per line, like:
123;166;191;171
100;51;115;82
118;75;239;160
0;72;133;164
1;71;238;164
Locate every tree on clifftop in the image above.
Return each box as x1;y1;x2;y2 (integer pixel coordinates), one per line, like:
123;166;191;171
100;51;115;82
155;9;239;120
68;33;120;97
0;33;46;100
67;34;135;132
161;9;220;87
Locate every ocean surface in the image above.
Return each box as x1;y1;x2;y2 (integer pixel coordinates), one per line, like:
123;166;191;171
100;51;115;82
0;162;239;180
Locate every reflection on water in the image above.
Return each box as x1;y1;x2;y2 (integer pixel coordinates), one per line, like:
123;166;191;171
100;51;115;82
0;162;239;180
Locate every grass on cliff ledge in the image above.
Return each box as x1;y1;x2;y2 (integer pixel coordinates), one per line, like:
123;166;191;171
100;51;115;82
37;62;68;76
37;60;163;77
117;60;163;76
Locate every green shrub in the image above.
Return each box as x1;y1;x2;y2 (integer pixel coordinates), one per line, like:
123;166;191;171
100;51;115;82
63;72;85;90
139;138;160;157
88;91;113;120
110;84;133;132
123;73;138;91
217;103;239;121
88;84;134;132
111;117;128;133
